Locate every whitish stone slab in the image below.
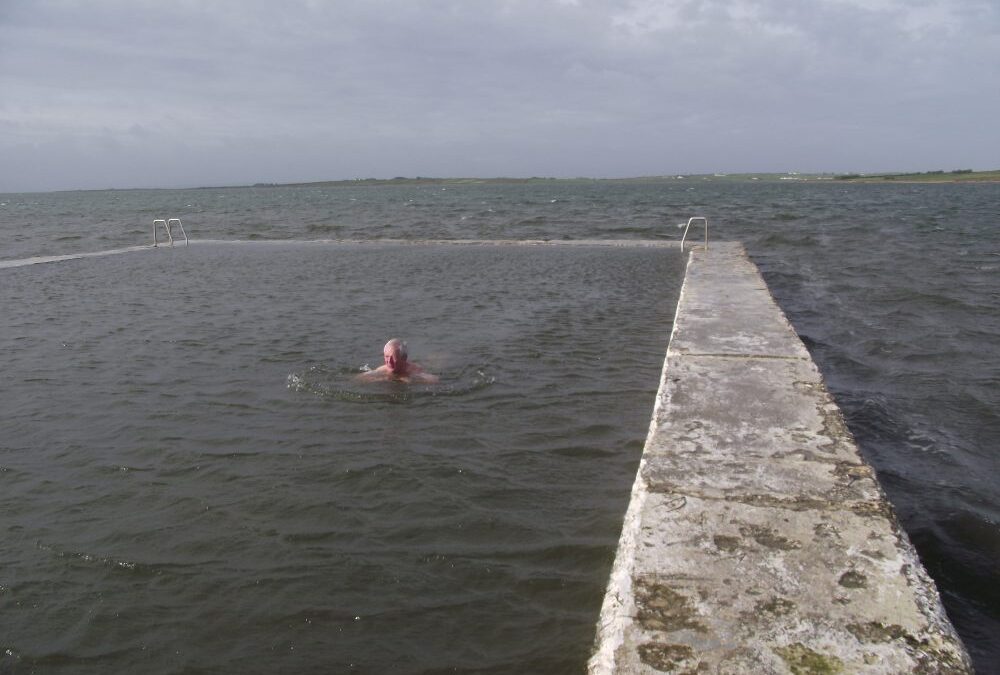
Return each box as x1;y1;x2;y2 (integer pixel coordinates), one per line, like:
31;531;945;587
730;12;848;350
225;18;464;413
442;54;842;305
590;242;971;674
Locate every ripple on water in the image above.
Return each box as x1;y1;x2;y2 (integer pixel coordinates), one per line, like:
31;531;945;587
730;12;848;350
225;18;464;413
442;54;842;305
2;182;999;671
286;363;496;403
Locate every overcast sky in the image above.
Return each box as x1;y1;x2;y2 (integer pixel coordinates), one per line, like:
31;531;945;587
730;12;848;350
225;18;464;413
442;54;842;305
1;0;997;192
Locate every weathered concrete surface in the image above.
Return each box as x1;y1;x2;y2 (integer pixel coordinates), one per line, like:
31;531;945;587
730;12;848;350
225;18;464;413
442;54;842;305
590;242;971;674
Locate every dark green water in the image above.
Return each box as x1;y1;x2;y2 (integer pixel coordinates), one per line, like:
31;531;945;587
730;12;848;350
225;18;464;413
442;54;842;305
1;180;998;672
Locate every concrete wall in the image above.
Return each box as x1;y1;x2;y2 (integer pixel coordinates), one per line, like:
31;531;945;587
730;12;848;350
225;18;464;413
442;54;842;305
590;242;971;674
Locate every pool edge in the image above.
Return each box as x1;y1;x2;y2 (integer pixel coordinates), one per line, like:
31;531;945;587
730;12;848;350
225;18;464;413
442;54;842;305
0;238;683;270
588;241;972;673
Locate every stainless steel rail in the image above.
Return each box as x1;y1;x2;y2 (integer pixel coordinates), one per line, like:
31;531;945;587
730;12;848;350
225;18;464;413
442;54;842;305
679;216;708;252
152;218;189;247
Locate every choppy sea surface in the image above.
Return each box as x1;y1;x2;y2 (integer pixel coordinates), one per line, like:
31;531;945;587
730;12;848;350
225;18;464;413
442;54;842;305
1;180;998;673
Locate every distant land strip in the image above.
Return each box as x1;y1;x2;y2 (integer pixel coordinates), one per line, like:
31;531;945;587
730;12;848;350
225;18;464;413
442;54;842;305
832;169;1000;183
244;170;1000;189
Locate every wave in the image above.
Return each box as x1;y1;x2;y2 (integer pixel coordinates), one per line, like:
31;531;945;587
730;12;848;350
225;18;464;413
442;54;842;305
306;222;344;234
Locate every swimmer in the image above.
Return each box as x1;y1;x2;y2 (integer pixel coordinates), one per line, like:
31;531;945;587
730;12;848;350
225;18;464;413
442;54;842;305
356;339;439;384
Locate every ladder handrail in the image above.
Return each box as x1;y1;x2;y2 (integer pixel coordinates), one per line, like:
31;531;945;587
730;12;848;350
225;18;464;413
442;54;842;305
152;218;188;247
152;219;172;247
167;218;189;246
679;216;708;252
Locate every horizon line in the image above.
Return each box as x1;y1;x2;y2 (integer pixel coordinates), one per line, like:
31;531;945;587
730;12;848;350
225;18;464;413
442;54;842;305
4;168;999;195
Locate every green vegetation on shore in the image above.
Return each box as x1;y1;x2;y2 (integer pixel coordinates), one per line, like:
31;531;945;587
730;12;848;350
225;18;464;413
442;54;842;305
834;169;1000;183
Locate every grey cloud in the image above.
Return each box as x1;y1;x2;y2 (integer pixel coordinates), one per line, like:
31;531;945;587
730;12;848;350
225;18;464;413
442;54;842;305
1;0;997;191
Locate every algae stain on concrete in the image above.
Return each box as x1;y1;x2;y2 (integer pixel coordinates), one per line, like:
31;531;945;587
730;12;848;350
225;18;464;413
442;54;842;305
848;499;894;519
713;534;741;552
847;622;970;674
847;621;917;645
832;461;874;482
838;570;868;589
637;642;706;673
739;524;802;550
774;643;844;675
634;579;707;633
726;492;830;512
755;596;796;616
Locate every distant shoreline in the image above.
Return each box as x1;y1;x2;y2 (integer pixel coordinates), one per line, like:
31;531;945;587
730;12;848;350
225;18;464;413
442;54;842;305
243;169;1000;190
9;170;999;195
832;169;1000;184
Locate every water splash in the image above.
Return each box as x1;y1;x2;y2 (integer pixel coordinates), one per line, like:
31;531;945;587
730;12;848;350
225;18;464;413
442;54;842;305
287;363;495;403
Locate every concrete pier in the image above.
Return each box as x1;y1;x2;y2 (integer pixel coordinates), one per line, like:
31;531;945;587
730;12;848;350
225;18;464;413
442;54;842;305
590;242;971;673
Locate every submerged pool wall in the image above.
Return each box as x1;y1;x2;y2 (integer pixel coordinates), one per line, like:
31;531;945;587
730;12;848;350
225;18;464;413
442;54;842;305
590;242;972;673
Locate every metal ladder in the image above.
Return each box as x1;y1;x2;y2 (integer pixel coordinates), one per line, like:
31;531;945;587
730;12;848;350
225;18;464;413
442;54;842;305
679;216;708;252
152;218;189;247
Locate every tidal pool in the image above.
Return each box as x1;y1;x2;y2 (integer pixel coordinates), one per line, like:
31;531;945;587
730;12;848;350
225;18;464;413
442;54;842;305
0;241;684;673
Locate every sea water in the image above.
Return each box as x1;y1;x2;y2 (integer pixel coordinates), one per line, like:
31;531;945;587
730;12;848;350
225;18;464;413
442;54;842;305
1;240;684;673
1;180;998;672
